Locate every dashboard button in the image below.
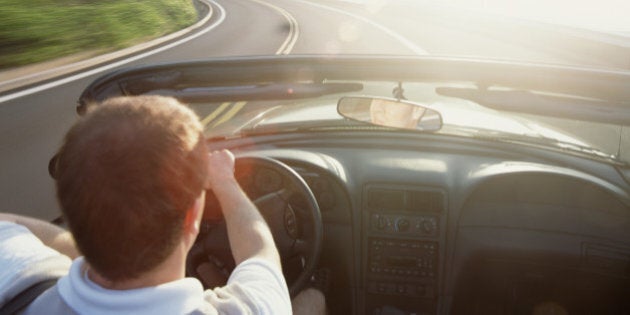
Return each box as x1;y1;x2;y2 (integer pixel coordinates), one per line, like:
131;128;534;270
395;218;410;232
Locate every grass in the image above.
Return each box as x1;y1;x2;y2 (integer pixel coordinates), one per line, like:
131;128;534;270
0;0;198;70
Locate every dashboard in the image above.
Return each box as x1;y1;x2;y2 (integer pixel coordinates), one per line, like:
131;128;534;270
204;130;630;314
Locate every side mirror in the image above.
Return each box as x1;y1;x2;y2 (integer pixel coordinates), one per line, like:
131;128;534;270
337;96;442;131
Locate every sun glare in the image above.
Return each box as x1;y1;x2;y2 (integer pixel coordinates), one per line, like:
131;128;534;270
477;0;630;33
355;0;630;34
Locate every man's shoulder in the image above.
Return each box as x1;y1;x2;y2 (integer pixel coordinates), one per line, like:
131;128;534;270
203;258;291;315
0;222;71;309
21;286;76;315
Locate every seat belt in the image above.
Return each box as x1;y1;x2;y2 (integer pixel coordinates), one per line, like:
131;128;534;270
0;279;58;315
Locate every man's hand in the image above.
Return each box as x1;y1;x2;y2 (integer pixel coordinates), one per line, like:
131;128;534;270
204;150;281;267
206;149;236;190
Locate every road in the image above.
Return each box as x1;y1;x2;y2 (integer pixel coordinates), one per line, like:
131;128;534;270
0;0;628;220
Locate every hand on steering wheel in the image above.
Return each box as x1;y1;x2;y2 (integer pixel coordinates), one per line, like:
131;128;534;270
187;156;323;297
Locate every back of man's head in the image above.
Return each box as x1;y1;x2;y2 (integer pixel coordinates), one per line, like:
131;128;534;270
55;95;208;281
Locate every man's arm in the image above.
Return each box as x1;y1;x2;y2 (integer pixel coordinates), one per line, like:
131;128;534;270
0;213;79;259
205;150;281;267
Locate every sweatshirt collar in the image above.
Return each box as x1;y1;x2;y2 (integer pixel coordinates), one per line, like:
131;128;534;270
57;257;205;315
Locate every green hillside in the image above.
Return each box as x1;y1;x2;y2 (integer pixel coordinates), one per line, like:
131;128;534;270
0;0;198;69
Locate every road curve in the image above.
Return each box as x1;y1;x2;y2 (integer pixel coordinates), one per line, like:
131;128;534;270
0;0;301;219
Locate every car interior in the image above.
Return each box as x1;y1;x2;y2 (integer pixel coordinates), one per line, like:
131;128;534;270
73;56;630;314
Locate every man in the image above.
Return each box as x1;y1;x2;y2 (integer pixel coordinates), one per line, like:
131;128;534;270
0;95;323;314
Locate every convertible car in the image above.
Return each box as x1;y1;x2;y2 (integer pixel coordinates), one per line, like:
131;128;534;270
71;56;629;314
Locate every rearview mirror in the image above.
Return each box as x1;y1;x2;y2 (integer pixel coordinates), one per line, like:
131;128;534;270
337;96;442;131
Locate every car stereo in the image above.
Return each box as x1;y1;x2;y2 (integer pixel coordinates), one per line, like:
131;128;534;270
367;237;438;298
362;185;446;314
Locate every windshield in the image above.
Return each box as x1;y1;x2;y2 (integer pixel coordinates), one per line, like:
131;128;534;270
220;0;628;163
187;78;628;164
154;0;629;164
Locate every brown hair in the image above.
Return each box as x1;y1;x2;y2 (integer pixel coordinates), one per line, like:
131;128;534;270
55;95;208;281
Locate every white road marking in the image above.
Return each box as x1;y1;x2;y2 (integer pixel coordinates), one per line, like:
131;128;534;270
0;0;227;104
289;0;429;55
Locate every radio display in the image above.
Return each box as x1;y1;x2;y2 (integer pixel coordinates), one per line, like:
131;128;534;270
369;238;437;273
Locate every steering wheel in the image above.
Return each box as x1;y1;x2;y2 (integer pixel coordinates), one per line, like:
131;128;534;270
187;156;323;297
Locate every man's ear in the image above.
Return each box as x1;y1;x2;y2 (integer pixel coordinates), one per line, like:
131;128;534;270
184;191;205;235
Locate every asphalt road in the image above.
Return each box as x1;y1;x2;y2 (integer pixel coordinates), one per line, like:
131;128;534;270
0;0;628;220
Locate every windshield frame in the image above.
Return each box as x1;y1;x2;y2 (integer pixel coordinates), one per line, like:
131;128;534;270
77;55;630;165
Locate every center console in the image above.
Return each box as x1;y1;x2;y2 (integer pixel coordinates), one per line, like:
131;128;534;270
362;185;446;314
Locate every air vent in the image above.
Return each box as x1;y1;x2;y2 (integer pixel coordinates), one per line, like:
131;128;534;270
409;191;444;213
368;189;405;210
367;187;445;213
